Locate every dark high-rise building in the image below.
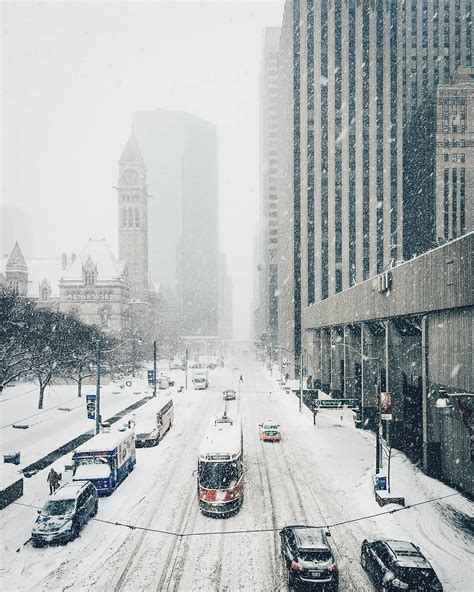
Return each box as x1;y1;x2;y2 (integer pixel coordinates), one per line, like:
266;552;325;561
256;26;281;349
132;109;220;336
276;0;473;495
278;0;473;368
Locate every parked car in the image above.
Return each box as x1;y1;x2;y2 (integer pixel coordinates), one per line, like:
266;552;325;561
360;539;443;591
280;525;338;590
170;360;182;370
223;389;236;401
259;420;281;442
31;481;98;547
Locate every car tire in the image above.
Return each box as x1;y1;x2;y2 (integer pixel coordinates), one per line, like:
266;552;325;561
71;522;80;541
360;551;367;569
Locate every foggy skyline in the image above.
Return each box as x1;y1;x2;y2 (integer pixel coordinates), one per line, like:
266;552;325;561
2;0;284;339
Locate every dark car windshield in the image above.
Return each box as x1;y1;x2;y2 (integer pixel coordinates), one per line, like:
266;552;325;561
299;550;332;563
199;461;239;489
395;567;436;584
42;499;75;516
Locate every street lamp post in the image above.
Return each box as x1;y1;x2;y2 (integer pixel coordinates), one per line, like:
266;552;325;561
95;340;101;436
276;346;303;414
332;342;382;473
153;340;157;398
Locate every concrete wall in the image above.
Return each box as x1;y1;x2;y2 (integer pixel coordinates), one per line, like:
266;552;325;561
303;233;473;330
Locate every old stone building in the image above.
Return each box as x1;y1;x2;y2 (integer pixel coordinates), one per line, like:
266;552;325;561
117;128;149;303
58;239;131;332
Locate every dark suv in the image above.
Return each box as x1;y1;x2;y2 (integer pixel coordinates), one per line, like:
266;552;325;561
280;526;339;590
361;539;443;591
31;481;98;547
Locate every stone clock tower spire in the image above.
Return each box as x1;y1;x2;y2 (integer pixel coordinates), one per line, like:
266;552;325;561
117;128;149;301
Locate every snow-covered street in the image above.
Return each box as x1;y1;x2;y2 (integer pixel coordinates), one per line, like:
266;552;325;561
1;357;472;591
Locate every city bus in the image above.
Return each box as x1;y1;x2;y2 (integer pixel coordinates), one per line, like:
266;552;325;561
125;397;174;447
197;413;243;517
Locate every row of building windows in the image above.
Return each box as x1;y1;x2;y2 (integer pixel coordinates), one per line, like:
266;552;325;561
442;153;466;162
121;208;141;228
441;126;467;134
443;167;466;239
120;194;141;203
66;290;115;300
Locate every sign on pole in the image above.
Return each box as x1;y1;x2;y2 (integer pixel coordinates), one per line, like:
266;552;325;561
86;394;96;420
380;391;393;420
147;369;155;388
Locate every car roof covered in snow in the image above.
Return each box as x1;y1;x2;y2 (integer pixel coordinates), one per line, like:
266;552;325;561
292;527;329;550
74;429;134;453
199;415;242;460
51;481;90;500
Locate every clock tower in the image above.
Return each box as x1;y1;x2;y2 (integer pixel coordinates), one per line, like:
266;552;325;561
117;128;149;301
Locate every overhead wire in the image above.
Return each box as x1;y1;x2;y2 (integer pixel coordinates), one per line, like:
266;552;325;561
13;489;470;540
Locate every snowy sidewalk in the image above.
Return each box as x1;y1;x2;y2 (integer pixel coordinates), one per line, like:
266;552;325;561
0;379;151;470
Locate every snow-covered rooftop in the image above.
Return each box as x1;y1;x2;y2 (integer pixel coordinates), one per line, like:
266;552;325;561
61;239;125;282
74;429;134;454
199;415;242;460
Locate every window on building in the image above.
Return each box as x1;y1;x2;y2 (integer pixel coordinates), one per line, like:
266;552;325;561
335;269;342;294
135;208;140;227
443;169;449;239
451;154;457;162
122;209;127;228
41;287;49;300
84;270;95;286
460;154;465;163
444;154;449;162
128;208;133;227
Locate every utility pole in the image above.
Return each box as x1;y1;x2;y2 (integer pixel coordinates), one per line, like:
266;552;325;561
185;348;188;390
376;373;382;474
95;341;101;435
299;350;303;413
153;340;157;398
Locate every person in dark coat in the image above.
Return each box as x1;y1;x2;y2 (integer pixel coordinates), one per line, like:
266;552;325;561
47;468;57;494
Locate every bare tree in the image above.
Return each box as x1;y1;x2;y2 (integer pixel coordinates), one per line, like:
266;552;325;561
0;290;36;393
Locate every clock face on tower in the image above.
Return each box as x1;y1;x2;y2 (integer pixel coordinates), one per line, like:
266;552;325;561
122;169;139;186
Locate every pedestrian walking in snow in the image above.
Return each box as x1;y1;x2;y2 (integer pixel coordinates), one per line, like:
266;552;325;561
47;468;57;494
53;470;61;492
239;374;244;383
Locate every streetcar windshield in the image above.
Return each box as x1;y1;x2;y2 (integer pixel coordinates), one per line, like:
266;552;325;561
199;461;240;489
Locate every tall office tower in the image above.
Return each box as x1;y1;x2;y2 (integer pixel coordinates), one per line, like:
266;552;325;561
117;129;149;301
257;26;281;349
277;0;472;368
218;253;233;340
133;109;219;336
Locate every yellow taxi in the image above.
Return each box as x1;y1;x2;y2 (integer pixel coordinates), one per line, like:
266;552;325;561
259;421;281;442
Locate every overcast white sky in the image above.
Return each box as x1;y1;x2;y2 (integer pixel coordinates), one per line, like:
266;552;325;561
1;0;283;339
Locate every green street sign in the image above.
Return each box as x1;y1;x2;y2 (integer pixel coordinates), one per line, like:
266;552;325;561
315;399;359;409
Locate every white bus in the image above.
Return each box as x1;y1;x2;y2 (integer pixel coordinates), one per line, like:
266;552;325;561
192;368;209;390
125;397;174;447
197;414;243;517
